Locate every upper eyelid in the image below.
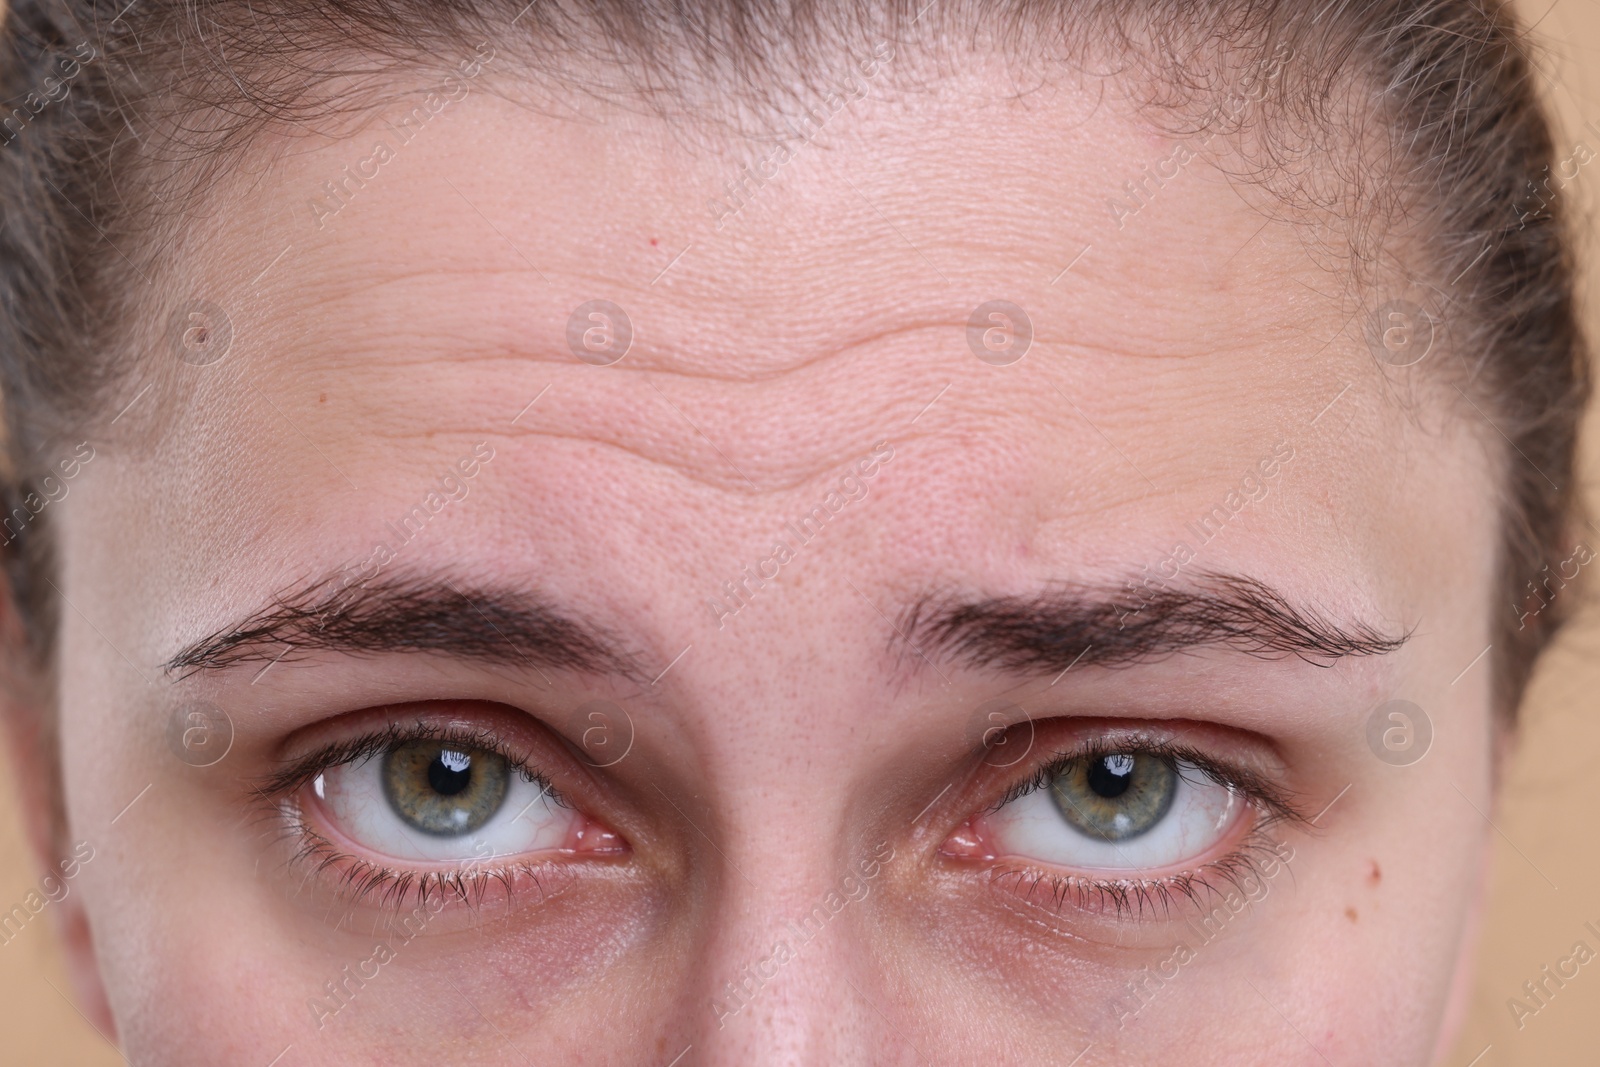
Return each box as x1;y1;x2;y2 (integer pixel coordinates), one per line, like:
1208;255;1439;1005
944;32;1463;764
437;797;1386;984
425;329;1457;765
251;721;564;804
987;736;1309;827
968;737;1308;922
260;718;1307;835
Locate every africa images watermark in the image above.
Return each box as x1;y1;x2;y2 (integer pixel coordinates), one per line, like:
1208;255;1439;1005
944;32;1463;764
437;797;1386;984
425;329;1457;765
308;840;496;1030
707;440;895;629
307;42;497;230
1513;136;1597;231
1513;540;1593;632
338;441;496;594
1106;42;1292;231
1505;919;1600;1031
1109;837;1296;1029
0;441;96;547
0;40;97;147
710;841;897;1029
1115;440;1295;627
0;841;96;948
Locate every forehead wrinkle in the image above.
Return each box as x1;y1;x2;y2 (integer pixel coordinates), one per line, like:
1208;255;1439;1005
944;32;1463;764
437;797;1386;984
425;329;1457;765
174;82;1370;412
280;303;982;386
152;61;1398;512
221;316;1359;508
229;340;953;496
221;370;930;497
500;426;871;497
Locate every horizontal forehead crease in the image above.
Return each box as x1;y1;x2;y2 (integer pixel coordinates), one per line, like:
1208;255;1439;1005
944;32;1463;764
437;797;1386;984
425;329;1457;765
205;243;1363;505
119;70;1449;597
208;77;1366;366
215;333;1339;510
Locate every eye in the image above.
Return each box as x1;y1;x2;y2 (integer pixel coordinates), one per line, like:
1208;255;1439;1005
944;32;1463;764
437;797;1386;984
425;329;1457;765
307;734;586;865
257;709;630;914
972;749;1246;874
946;724;1305;922
383;740;512;837
1050;753;1178;842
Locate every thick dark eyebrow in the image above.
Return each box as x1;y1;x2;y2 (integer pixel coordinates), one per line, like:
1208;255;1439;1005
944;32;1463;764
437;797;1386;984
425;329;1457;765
898;572;1408;675
163;572;644;681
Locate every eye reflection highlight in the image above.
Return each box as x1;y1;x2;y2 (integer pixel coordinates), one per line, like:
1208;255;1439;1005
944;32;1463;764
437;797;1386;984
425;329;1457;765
298;726;586;866
955;734;1291;889
1050;753;1178;842
382;740;510;837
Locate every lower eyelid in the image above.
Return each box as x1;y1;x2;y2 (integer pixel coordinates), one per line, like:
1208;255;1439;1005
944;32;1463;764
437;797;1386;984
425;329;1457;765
284;817;587;915
979;824;1293;924
259;730;628;915
946;759;1287;922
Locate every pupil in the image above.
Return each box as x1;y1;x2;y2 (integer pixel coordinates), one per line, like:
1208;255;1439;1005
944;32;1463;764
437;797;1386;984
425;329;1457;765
1087;754;1135;798
427;750;473;796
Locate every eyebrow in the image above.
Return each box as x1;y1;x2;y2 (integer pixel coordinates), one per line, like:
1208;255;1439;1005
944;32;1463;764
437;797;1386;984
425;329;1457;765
897;572;1408;675
163;572;644;681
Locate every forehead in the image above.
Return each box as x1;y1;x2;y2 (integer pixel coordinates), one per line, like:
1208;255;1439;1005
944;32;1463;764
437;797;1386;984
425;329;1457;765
85;63;1491;660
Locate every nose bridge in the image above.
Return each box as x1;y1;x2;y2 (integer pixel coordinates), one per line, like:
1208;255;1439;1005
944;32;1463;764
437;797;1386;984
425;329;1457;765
686;868;893;1067
664;648;915;1066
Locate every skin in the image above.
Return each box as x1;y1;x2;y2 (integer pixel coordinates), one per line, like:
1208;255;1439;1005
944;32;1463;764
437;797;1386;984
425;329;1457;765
7;42;1503;1066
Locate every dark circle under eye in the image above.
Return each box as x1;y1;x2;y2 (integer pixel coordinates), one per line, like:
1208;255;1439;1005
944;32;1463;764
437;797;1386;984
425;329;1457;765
1049;753;1178;842
382;740;510;837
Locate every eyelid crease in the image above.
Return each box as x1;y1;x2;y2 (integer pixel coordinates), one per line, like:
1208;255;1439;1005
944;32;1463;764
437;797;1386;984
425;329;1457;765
250;720;567;808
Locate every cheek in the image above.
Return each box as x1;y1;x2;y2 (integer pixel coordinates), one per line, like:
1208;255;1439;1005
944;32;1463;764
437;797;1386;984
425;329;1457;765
75;778;670;1063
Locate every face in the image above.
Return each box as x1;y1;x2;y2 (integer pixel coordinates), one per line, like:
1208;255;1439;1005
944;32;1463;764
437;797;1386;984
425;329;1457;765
30;43;1501;1066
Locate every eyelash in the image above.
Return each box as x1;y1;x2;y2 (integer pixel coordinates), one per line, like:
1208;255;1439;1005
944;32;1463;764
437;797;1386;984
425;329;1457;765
252;722;574;915
980;737;1309;921
252;722;1303;923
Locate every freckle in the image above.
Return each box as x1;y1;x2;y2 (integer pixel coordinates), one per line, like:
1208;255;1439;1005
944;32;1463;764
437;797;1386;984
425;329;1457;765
319;393;327;403
1368;860;1381;887
1345;907;1358;923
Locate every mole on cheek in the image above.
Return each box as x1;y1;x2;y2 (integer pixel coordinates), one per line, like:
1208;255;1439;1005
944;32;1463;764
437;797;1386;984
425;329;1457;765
1367;860;1382;887
1345;907;1358;923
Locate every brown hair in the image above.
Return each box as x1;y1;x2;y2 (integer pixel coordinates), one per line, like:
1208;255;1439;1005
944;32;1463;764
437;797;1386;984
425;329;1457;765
0;0;1588;719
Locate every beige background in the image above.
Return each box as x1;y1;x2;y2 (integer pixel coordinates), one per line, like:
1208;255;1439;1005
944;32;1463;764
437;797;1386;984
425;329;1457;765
3;2;1600;1063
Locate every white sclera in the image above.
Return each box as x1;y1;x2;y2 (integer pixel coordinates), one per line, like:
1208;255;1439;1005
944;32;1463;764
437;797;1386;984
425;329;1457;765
987;760;1242;874
315;752;575;864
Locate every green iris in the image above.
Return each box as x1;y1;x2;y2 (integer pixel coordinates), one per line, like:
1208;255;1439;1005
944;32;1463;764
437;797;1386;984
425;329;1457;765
1049;753;1178;842
382;740;510;837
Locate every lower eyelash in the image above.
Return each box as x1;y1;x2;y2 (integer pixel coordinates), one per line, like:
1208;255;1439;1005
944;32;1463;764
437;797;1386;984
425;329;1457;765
250;723;577;916
275;799;579;916
985;824;1295;921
